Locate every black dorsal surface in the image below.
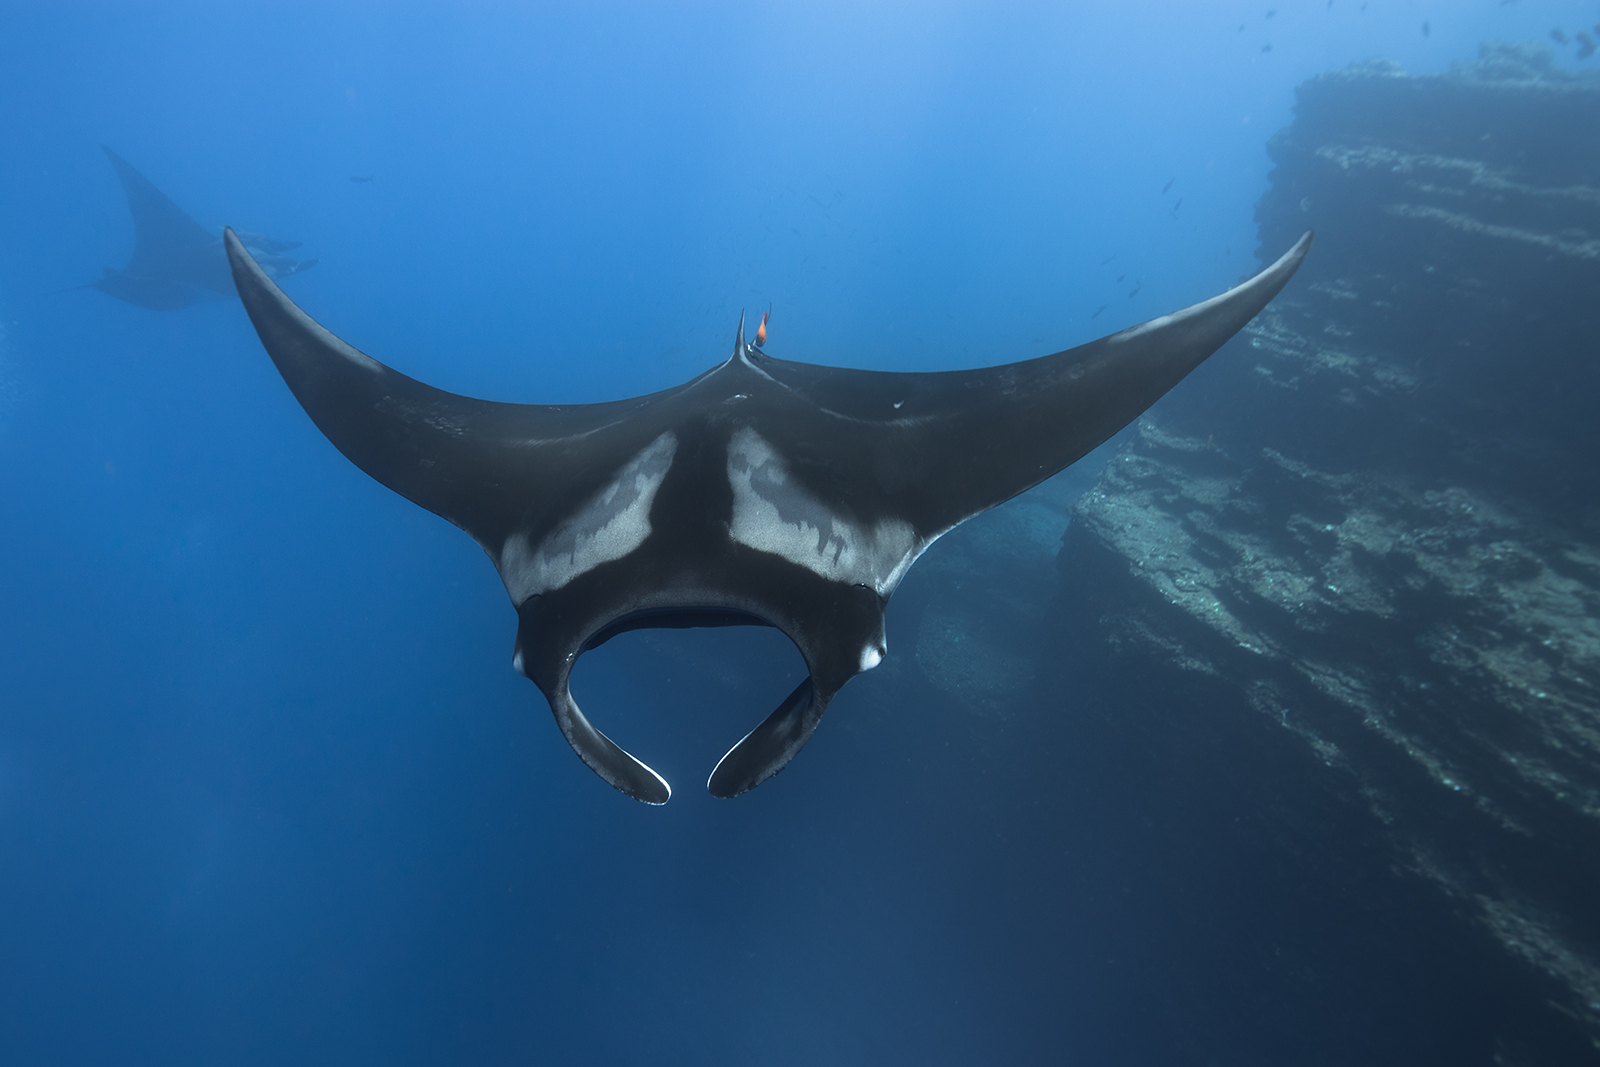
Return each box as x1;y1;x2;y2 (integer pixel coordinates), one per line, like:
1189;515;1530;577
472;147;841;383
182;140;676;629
226;228;1312;802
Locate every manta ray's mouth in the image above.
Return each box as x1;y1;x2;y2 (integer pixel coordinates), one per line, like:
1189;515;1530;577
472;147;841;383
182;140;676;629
559;606;816;805
578;606;778;653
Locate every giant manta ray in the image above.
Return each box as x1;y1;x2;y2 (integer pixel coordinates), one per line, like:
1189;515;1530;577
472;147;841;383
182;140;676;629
225;228;1312;804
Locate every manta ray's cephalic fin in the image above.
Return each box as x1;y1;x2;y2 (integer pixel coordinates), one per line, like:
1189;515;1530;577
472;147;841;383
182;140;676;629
547;684;672;805
707;678;824;799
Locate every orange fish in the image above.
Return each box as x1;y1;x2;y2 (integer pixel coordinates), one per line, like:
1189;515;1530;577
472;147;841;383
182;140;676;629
755;305;770;347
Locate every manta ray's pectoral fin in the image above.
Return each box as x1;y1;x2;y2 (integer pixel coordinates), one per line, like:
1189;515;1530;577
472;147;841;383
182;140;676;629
550;686;672;805
707;678;830;799
227;230;703;554
746;231;1315;537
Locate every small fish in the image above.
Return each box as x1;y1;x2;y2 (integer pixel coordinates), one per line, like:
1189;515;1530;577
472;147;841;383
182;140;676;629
1551;28;1569;44
1422;21;1430;37
1238;23;1246;32
349;174;374;183
1265;9;1276;18
1261;43;1273;53
755;304;771;348
1091;304;1108;319
1116;274;1126;283
1129;283;1143;298
1173;197;1184;212
1162;177;1175;194
1099;253;1117;265
1579;35;1597;58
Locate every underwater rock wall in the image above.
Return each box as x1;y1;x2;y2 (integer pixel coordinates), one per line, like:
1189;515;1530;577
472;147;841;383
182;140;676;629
1054;42;1600;1057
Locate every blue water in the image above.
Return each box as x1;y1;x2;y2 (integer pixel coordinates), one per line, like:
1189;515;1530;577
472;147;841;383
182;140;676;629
3;4;1597;1065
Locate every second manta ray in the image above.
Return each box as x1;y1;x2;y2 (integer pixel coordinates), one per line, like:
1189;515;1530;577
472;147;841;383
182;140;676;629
95;148;316;311
225;228;1313;804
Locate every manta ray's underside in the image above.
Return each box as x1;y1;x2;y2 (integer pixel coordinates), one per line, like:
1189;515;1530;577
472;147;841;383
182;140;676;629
225;227;1312;803
91;147;316;311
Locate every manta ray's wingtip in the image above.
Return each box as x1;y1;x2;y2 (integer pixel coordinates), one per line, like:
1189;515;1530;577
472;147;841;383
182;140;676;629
1263;229;1314;283
734;309;747;358
222;227;272;294
1285;228;1314;265
1247;229;1313;289
221;226;247;268
1251;228;1314;297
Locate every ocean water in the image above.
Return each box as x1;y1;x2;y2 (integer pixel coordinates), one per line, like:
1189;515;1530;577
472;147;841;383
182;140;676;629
1;4;1597;1065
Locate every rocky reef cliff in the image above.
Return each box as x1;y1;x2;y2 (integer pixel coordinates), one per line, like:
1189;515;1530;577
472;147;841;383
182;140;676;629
1055;42;1600;1059
905;42;1600;1063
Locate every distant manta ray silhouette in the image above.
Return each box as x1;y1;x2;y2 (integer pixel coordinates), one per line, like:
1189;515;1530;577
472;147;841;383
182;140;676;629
81;147;316;311
225;226;1312;804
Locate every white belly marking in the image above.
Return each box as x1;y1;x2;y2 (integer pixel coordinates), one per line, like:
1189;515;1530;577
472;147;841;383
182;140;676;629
726;427;920;595
499;432;677;603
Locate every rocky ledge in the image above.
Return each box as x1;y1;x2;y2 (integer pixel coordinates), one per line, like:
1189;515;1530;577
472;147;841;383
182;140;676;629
1057;42;1600;1052
906;42;1600;1060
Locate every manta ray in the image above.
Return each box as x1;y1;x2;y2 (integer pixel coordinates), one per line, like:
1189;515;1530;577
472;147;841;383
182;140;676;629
225;227;1311;803
88;147;316;311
